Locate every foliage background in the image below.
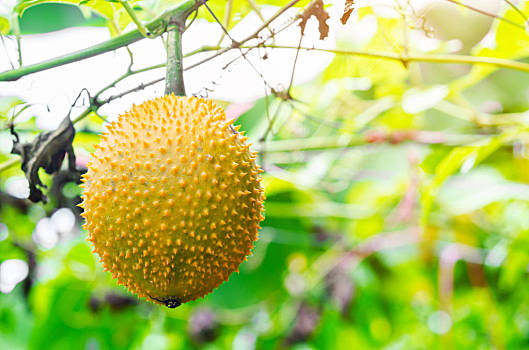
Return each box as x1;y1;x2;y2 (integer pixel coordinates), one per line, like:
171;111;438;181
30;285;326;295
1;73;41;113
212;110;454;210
1;0;529;349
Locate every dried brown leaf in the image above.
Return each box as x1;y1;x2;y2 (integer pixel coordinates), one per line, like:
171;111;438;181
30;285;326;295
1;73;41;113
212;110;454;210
298;0;330;40
340;0;355;25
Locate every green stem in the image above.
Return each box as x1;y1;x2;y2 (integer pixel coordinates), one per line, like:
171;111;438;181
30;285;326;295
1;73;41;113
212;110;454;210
0;0;199;82
255;46;529;75
444;0;525;30
0;158;20;173
12;14;22;67
256;133;487;153
120;0;151;38
164;16;186;96
72;107;93;124
186;44;529;76
0;30;140;82
216;0;233;46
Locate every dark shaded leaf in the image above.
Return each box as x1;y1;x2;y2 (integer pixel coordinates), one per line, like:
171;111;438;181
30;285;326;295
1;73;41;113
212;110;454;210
10;117;79;203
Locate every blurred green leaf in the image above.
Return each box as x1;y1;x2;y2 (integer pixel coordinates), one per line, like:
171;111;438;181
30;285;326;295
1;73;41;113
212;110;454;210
451;2;529;94
421;132;512;226
0;16;10;34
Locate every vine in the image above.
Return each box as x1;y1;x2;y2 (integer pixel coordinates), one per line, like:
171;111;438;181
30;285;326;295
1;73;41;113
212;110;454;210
1;0;529;176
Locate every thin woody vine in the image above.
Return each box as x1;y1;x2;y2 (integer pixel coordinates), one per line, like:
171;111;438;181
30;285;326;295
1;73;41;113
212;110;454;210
1;0;529;308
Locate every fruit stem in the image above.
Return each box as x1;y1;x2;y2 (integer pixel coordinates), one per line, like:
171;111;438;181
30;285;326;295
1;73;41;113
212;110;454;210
165;16;186;96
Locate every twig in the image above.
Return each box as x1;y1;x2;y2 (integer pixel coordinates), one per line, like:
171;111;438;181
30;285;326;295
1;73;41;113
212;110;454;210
216;0;233;45
95;63;165;103
288;34;303;94
184;5;199;32
199;0;275;91
0;34;15;70
246;45;529;75
12;14;22;67
185;0;301;71
247;0;274;37
68;88;91;117
125;46;134;72
259;100;285;142
184;44;529;76
255;131;489;153
504;0;528;22
72;76;165;124
67;60;166;125
241;0;301;43
287;99;342;130
200;0;234;41
444;0;525;30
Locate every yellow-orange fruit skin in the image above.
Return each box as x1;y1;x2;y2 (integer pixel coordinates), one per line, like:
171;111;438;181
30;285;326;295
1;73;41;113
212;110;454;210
80;95;264;305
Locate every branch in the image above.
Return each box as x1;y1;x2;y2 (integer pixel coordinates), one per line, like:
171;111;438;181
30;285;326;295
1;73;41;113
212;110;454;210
255;131;489;153
252;45;529;75
0;158;20;173
504;0;529;22
94;63;165;103
247;0;274;36
72;75;165;124
241;0;301;44
100;77;165;107
184;44;529;76
12;14;22;67
444;0;525;30
0;0;200;82
184;0;301;71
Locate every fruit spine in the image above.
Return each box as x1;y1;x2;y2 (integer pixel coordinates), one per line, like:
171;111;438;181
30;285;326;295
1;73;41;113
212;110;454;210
80;95;264;307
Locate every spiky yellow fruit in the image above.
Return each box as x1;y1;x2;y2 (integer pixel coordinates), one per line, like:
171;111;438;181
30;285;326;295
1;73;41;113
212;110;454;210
80;95;264;307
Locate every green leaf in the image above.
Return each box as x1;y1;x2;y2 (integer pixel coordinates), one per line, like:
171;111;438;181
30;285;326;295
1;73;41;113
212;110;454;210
0;96;24;119
236;97;270;142
15;0;120;21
